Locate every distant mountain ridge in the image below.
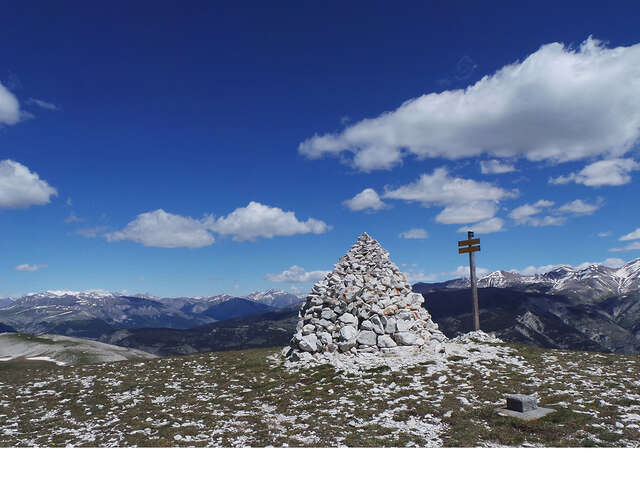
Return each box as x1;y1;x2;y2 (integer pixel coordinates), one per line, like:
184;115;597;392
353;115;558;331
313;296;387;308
0;289;303;339
244;288;305;308
418;258;640;300
413;258;640;354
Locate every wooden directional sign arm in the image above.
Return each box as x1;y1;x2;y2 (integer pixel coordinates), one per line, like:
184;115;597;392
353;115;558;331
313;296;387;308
459;245;480;254
458;238;480;247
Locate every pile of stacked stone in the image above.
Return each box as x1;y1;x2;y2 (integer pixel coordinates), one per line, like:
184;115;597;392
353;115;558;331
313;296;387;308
285;233;446;361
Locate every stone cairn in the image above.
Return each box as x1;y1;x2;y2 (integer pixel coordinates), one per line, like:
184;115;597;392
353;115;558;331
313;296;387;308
285;233;447;362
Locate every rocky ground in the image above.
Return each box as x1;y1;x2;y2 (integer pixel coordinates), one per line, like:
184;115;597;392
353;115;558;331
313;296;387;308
1;332;639;447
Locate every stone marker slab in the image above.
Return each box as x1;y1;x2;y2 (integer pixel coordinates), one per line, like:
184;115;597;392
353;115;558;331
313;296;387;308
506;393;538;413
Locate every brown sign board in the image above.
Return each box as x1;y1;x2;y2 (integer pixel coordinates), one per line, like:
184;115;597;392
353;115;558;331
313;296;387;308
459;246;481;254
458;238;480;247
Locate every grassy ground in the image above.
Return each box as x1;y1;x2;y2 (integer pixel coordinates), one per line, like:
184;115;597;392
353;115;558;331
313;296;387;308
0;341;638;447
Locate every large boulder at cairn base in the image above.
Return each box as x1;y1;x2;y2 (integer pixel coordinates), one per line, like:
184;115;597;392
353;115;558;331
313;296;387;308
286;232;446;360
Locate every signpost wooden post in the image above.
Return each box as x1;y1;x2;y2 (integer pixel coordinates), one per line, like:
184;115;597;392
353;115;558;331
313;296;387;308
458;231;480;331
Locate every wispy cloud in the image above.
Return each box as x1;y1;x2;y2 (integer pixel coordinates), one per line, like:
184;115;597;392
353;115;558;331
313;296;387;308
609;227;640;251
480;159;516;174
64;214;84;224
448;265;490;279
457;217;504;234
610;241;640;252
619;228;640;241
399;228;428;239
26;97;59;111
14;263;47;272
403;270;439;283
75;226;109;238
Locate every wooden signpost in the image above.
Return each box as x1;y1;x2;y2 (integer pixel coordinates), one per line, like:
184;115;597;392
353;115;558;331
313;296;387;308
458;231;480;331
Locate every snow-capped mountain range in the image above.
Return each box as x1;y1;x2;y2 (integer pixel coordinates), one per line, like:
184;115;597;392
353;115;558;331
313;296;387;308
0;289;305;337
423;258;640;301
244;289;305;308
2;260;639;354
413;258;640;354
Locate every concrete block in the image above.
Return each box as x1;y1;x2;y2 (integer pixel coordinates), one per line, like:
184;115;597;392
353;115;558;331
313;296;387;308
506;394;538;413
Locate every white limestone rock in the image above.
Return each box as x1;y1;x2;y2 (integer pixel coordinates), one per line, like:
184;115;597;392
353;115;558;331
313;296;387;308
394;331;418;346
356;330;377;346
299;334;319;352
377;335;397;348
338;340;356;352
339;325;357;342
317;331;333;346
360;320;374;331
339;312;358;326
383;317;396;334
302;324;316;334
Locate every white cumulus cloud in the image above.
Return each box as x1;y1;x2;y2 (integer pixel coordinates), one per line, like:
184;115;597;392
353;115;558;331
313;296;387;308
383;167;516;224
106;202;330;247
0;159;57;209
509;200;564;226
299;37;640;171
343;188;388;212
549;158;640;187
556;199;600;216
14;263;48;272
399;228;428;239
480;159;516;174
265;265;330;283
210;201;330;241
106;210;215;248
0;82;21;125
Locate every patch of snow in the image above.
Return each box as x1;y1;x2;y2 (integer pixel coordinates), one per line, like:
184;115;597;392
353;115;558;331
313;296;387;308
26;356;67;366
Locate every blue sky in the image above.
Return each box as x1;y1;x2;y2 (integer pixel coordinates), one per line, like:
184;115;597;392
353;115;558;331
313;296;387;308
1;1;640;297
